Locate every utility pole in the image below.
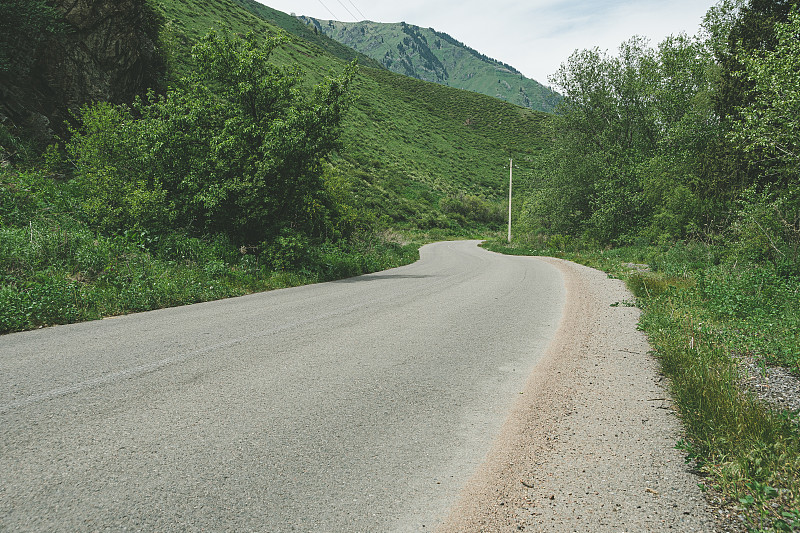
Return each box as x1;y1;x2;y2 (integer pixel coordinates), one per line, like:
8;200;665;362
507;158;513;243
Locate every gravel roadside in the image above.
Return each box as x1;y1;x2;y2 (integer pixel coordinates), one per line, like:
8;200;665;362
437;256;715;532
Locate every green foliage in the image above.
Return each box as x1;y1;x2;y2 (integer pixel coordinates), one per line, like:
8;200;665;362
484;237;800;531
727;185;800;272
734;7;800;189
713;0;799;122
700;264;800;371
639;261;800;531
67;29;357;244
440;192;505;225
529;40;654;241
267;228;312;271
340;65;546;230
0;274;82;332
522;0;799;265
704;0;800;217
626;271;676;299
526;33;732;245
0;164;419;333
65;102;171;233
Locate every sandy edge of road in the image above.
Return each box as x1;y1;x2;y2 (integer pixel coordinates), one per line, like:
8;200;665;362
437;256;715;532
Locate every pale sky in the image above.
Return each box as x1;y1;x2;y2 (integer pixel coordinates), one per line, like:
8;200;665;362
256;0;719;86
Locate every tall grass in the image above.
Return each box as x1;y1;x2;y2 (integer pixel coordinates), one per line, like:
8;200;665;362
632;269;799;531
0;223;419;333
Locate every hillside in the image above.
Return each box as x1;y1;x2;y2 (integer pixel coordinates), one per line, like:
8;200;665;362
297;18;559;113
154;0;549;225
0;0;550;332
1;0;549;221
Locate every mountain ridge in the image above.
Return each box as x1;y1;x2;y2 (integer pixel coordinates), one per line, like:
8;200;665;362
297;17;559;113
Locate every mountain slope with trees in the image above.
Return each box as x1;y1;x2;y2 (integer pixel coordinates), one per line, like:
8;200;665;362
151;0;548;223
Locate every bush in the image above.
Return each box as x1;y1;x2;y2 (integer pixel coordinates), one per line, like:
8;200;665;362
66;29;357;246
0;275;83;332
727;186;800;276
266;229;312;271
440;192;504;224
66;102;171;233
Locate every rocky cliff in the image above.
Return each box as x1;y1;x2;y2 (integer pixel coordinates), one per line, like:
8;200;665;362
0;0;164;145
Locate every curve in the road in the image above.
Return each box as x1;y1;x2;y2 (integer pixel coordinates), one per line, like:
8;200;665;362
0;240;565;532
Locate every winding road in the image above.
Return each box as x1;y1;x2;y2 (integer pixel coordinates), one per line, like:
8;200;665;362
1;240;568;531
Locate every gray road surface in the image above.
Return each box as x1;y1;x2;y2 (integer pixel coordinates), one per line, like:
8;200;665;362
0;240;565;532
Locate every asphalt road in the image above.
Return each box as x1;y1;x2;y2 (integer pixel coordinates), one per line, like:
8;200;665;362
0;240;565;532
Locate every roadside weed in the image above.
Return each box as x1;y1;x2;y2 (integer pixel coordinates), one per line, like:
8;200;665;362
483;238;800;532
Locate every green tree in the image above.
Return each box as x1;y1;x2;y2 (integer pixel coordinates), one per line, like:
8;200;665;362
639;34;724;241
713;0;799;121
536;38;660;243
526;31;728;244
735;7;800;186
65;102;171;233
706;0;800;196
731;7;800;269
68;29;357;245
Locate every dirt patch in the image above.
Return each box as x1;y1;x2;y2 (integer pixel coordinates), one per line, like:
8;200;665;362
437;257;714;532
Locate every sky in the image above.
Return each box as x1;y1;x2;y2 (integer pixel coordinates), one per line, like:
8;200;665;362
255;0;720;86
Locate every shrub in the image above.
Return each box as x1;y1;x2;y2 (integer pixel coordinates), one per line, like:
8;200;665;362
440;192;504;224
66;29;357;246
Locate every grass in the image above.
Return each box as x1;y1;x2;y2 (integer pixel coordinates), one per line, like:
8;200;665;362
483;237;800;532
0;218;421;334
0;167;421;334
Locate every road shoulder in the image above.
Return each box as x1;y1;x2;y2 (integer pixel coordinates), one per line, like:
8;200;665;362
437;257;714;532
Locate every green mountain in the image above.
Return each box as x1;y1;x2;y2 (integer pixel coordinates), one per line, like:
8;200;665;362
154;0;549;225
297;18;559;112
